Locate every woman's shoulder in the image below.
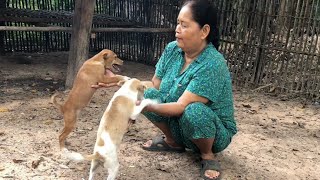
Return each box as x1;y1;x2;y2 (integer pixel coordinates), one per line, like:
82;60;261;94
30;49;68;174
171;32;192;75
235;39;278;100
166;41;178;50
160;41;181;62
156;41;180;68
207;45;225;61
200;46;230;74
204;47;225;65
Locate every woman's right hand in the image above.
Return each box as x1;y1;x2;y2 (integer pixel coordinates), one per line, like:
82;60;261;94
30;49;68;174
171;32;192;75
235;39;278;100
136;100;155;112
91;82;118;89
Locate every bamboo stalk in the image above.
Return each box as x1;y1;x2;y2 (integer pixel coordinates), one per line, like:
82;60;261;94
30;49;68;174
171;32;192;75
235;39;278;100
0;26;175;33
25;27;30;52
219;0;227;56
232;0;242;84
0;0;5;54
308;0;320;97
279;0;295;93
220;38;320;57
17;24;22;51
245;2;259;86
224;1;236;84
292;0;308;92
299;0;313;93
265;0;289;86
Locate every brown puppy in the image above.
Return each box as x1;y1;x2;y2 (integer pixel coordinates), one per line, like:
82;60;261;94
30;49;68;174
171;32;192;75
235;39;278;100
51;49;129;150
63;78;157;180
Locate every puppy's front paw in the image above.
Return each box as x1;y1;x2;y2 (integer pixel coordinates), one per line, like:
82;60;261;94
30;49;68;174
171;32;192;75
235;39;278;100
140;99;158;106
122;76;131;81
116;76;131;86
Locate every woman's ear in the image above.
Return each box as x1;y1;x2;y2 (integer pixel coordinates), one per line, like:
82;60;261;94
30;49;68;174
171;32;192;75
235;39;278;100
201;24;210;40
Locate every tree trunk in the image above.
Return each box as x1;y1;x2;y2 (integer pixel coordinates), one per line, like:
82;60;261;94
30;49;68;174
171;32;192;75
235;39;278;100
65;0;96;88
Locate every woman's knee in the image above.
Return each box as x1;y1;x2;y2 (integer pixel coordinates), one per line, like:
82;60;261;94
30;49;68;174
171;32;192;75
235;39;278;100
183;102;213;123
180;102;216;132
143;111;169;123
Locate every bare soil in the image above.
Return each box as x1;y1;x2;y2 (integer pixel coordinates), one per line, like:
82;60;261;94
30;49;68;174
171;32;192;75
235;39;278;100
0;52;319;180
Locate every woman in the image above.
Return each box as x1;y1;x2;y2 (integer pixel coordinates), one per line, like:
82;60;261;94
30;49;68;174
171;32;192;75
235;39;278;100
140;0;237;179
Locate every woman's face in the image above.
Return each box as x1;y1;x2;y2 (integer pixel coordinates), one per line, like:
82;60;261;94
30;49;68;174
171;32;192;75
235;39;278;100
175;5;206;52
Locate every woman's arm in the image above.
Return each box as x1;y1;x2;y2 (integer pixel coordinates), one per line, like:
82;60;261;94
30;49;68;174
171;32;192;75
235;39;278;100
145;90;209;117
141;74;161;90
92;73;161;89
151;75;161;89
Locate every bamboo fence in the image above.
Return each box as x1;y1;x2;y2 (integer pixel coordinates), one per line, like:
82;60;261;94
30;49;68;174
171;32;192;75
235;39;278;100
0;0;319;99
216;0;320;99
0;0;179;64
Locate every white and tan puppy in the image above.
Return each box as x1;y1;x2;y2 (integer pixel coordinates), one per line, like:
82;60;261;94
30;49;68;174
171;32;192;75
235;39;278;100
63;78;157;180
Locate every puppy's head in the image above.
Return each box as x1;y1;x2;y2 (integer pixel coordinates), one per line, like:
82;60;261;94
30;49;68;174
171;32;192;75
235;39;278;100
126;78;147;101
99;49;124;73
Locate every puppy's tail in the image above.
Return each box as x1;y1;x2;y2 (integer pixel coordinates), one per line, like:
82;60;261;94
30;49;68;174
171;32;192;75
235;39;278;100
62;148;99;161
51;93;63;111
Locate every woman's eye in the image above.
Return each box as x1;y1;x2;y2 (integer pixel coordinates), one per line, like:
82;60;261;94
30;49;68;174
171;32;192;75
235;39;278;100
176;22;187;28
180;23;187;28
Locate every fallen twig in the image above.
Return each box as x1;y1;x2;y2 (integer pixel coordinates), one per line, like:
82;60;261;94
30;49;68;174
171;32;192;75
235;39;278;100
252;83;273;92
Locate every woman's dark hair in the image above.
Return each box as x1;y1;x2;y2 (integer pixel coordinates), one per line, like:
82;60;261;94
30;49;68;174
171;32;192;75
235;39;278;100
182;0;220;49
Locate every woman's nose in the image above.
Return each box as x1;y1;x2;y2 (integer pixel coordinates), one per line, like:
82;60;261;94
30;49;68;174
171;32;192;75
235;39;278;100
175;25;181;33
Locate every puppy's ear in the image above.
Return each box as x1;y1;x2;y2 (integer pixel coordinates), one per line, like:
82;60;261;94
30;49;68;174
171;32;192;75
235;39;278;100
117;80;126;86
102;52;109;60
137;84;146;101
137;84;147;92
141;81;153;89
142;84;147;91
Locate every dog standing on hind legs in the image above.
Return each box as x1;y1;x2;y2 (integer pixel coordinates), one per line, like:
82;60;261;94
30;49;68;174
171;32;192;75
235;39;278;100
51;49;129;150
63;78;157;180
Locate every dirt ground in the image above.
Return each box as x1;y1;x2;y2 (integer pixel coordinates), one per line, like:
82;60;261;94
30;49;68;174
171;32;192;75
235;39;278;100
0;52;319;180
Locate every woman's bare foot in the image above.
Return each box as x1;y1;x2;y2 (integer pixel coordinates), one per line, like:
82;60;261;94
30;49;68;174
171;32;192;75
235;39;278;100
143;136;183;149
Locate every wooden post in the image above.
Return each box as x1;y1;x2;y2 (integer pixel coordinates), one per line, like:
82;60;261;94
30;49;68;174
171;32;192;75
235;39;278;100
65;0;96;88
252;0;268;85
0;0;6;55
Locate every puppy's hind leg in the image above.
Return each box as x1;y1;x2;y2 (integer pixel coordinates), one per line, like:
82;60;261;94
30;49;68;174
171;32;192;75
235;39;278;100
88;159;99;180
59;110;77;150
106;160;120;180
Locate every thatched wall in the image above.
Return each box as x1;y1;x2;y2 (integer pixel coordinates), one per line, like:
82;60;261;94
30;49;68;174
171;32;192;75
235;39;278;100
0;0;319;99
